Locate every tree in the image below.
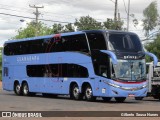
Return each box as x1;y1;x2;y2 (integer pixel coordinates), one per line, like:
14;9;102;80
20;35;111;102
14;21;52;39
63;23;75;32
13;16;125;40
103;18;124;30
142;1;159;37
74;15;103;30
50;23;64;34
145;35;160;60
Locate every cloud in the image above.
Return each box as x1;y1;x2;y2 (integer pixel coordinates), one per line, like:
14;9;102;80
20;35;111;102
0;29;17;47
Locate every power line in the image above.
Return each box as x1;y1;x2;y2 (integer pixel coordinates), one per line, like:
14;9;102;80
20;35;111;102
0;3;32;12
29;5;44;22
0;12;73;24
29;5;44;36
0;3;78;21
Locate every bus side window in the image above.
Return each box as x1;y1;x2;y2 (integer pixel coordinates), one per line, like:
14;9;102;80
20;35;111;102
99;65;107;77
3;67;8;77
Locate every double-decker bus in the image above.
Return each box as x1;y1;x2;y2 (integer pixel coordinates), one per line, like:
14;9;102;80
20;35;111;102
2;30;158;102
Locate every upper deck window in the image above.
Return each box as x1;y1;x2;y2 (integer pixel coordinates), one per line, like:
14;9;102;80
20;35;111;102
87;32;107;50
108;33;142;52
3;34;89;56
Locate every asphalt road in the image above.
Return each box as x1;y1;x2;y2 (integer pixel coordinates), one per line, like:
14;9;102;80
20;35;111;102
0;89;160;111
1;85;160;120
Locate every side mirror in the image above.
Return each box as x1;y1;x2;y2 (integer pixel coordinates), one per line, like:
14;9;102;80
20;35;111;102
100;50;118;65
145;52;158;67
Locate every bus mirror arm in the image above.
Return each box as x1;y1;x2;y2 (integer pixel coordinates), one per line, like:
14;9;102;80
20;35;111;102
100;50;118;65
145;52;158;67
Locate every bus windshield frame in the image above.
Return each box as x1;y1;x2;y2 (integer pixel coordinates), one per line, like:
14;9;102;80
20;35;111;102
108;32;143;52
112;59;146;82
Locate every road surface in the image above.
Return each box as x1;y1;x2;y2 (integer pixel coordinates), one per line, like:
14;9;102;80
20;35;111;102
0;82;160;120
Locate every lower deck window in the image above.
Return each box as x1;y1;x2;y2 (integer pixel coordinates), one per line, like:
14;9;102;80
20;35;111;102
27;64;89;78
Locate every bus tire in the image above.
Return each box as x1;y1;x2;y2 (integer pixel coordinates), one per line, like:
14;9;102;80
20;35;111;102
14;82;22;96
102;97;112;102
22;82;30;96
71;84;82;100
84;85;96;101
135;97;143;100
115;97;126;103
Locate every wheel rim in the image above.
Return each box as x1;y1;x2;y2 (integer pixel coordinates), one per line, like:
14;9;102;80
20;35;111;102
73;86;79;98
85;87;92;99
16;84;20;94
23;85;29;95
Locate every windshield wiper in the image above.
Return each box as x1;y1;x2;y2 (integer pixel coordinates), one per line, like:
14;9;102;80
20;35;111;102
136;76;146;81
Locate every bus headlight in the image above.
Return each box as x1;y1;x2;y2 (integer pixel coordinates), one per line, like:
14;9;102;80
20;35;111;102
107;82;120;88
142;84;147;88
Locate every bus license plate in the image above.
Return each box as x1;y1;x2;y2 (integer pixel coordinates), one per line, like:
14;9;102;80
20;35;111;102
128;94;135;97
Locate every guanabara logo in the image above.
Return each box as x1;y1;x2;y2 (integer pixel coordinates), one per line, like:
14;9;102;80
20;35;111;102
17;56;40;62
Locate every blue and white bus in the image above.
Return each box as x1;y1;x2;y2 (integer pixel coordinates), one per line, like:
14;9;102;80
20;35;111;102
2;30;158;102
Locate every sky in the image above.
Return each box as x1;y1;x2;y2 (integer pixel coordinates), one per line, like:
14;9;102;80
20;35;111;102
0;0;159;46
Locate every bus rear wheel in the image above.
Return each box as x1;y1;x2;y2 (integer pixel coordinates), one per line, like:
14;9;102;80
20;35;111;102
115;97;126;103
14;83;22;96
84;85;96;101
22;82;30;96
71;84;82;100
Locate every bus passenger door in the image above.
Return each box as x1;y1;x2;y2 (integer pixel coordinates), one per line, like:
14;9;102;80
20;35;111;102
44;64;62;94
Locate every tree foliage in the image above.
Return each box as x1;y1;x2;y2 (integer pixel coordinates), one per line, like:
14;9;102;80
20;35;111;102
14;15;124;39
14;21;52;39
145;35;160;60
142;1;159;37
75;15;103;30
103;18;124;30
63;23;75;32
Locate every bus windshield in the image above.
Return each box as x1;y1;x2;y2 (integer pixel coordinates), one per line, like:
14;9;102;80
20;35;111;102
108;33;142;52
112;59;146;81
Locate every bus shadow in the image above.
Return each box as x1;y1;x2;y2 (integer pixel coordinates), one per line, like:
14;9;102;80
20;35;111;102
2;92;141;104
141;99;160;102
36;94;139;104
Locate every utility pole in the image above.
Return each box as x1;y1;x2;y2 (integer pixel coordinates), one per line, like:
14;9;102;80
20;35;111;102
127;0;130;31
114;0;118;22
29;5;44;36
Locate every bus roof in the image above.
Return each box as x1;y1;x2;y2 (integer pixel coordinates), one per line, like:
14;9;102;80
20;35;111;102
4;30;137;44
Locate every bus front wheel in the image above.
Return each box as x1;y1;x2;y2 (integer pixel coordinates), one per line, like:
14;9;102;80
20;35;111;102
115;97;126;103
14;82;22;96
22;82;30;96
84;85;96;101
